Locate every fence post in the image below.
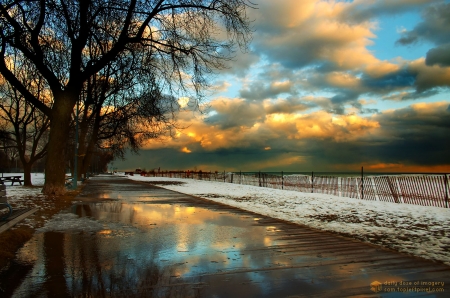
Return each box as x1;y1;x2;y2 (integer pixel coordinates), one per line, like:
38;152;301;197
259;171;261;187
311;171;314;193
240;170;242;184
445;174;449;209
231;173;234;184
361;166;364;200
282;171;284;190
223;170;226;183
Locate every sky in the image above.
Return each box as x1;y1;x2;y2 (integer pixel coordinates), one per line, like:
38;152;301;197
115;0;450;173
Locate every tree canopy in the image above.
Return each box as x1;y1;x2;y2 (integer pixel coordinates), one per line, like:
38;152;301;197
0;0;253;194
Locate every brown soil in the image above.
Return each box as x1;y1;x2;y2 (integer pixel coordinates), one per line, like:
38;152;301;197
0;187;83;270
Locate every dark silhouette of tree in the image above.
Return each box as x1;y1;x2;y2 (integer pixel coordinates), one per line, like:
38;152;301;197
0;0;253;194
0;67;50;185
71;61;179;180
0;129;14;172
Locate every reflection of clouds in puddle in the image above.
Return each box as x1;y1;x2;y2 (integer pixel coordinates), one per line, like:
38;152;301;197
36;202;377;294
98;229;112;235
36;212;139;239
36;213;103;233
210;241;233;251
176;242;189;252
264;237;274;247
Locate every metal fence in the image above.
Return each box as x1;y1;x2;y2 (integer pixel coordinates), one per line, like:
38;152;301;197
136;170;450;208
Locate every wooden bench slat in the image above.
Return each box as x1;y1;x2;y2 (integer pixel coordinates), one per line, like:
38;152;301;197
0;208;39;234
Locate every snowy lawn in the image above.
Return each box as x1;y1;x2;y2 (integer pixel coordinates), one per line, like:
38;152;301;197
2;173;46;209
127;174;450;266
2;173;75;230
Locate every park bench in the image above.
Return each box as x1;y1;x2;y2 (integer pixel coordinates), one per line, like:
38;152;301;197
0;176;24;186
0;182;39;232
0;183;13;220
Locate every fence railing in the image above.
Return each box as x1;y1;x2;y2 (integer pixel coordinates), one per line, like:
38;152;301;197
133;170;450;208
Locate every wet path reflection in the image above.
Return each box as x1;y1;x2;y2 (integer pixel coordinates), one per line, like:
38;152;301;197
2;175;450;297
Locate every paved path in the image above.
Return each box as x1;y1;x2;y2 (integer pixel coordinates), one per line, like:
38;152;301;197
2;175;449;297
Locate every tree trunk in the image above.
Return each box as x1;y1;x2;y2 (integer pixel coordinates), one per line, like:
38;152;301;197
23;162;32;186
76;126;87;180
79;109;101;179
42;94;76;195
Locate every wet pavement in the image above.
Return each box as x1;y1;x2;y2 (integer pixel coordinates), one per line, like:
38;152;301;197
1;175;450;297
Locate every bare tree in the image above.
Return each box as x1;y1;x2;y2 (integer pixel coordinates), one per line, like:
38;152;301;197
73;66;179;179
0;70;50;185
0;128;14;172
0;0;253;194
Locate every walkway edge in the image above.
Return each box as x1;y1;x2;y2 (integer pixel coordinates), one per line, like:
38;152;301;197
0;208;39;234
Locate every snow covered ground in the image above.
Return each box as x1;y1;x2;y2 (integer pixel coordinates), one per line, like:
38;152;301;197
1;173;51;229
1;173;46;209
126;174;450;266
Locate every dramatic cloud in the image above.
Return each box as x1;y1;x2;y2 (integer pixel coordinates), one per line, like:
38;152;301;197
408;58;450;92
115;1;450;172
426;43;450;67
396;2;450;46
251;0;378;71
397;2;450;67
341;0;436;23
129;98;449;172
205;98;266;129
239;80;294;100
263;97;311;114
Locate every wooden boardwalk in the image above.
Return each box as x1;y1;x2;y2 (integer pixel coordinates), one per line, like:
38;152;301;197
136;180;450;297
2;176;448;297
177;199;450;297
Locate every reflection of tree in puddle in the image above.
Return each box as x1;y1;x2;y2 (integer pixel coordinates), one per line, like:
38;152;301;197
99;259;205;297
41;231;204;297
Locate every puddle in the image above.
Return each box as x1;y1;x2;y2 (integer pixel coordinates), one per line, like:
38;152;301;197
1;176;449;297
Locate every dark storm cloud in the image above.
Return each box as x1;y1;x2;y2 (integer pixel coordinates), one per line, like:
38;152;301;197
396;2;450;70
396;2;450;46
116;147;300;172
426;43;450;67
116;101;449;172
205;99;265;129
330;91;361;114
374;103;450;135
361;65;449;97
382;89;440;101
367;103;450;165
264;97;311;114
340;0;434;24
284;102;450;168
360;108;379;114
239;81;294;100
402;89;439;100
